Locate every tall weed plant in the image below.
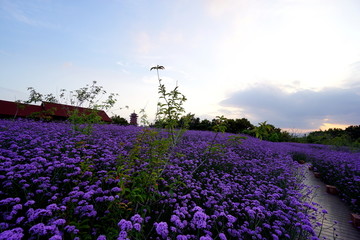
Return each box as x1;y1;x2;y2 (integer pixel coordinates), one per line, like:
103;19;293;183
151;65;188;146
115;67;245;238
21;81;118;134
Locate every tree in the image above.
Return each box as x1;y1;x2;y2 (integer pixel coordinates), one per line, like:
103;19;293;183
22;81;118;134
225;118;254;134
345;125;360;141
25;87;64;104
197;119;212;131
251;121;276;140
111;115;129;125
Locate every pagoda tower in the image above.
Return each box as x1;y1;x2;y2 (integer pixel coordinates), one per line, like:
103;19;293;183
130;112;138;126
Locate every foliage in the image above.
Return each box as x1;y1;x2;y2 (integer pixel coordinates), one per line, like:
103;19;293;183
139;108;150;127
68;109;103;134
161;115;295;143
66;82;117;134
115;129;171;214
253;121;275;140
212;115;227;133
111;115;129;125
12;101;56;121
24;87;63;104
21;81;118;134
151;65;188;145
177;115;254;134
345;125;360;141
67;81;117;110
27;108;56;121
224;117;253;134
298;125;360;150
240;121;294;142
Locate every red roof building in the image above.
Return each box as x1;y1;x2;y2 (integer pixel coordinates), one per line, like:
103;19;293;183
0;100;42;118
41;102;112;122
0;100;112;122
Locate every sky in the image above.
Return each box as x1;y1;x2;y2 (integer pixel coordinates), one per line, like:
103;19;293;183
0;0;359;132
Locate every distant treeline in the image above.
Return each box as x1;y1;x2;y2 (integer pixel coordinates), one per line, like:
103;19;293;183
111;114;294;142
112;114;360;148
296;125;360;149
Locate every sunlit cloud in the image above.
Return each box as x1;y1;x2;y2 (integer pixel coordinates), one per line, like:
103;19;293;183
221;84;360;130
320;122;352;131
214;1;358;91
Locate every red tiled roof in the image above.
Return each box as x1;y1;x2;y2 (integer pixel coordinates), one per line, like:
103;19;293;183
0;100;42;118
42;102;112;122
0;100;112;122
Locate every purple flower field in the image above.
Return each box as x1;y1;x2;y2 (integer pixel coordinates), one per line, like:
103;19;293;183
0;119;358;239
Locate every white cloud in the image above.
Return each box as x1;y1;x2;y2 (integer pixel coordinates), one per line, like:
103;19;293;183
0;0;57;28
62;62;73;68
206;0;247;17
135;31;153;54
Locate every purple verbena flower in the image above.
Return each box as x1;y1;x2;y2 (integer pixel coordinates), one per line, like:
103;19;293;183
29;223;47;236
64;225;79;234
200;236;213;240
219;233;227;240
97;235;107;240
117;230;129;240
133;223;141;231
176;235;189;240
118;219;133;231
52;219;66;226
130;214;143;224
192;211;208;229
0;227;24;240
155;222;169;239
49;235;62;240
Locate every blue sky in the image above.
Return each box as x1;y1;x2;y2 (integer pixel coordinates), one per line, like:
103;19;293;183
1;0;359;132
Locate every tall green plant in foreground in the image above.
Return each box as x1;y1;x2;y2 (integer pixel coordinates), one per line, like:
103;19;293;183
116;129;172;213
112;66;189;229
111;67;247;239
151;65;188;145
